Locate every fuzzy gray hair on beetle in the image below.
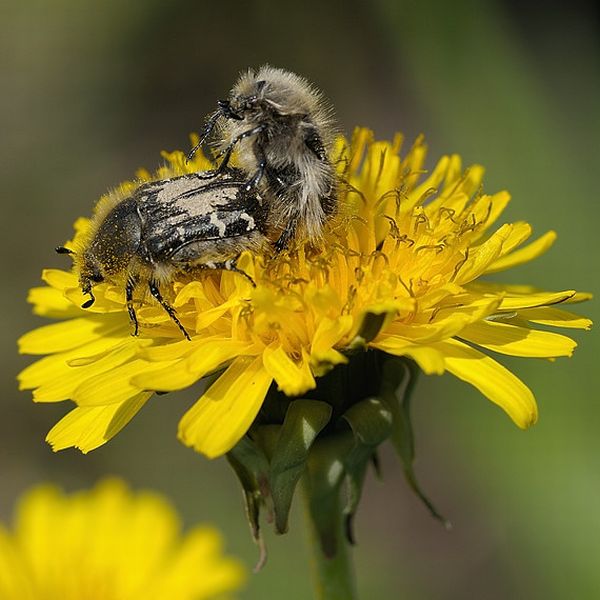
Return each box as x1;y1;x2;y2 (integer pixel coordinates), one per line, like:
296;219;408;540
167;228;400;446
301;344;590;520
189;65;339;251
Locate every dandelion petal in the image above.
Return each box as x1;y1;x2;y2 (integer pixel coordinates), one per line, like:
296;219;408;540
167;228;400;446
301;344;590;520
518;306;593;330
47;392;151;453
178;356;273;458
486;231;557;274
432;338;537;428
459;320;577;357
263;344;316;396
372;337;446;375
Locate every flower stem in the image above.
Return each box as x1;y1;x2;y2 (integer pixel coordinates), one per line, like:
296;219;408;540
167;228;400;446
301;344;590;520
301;475;358;600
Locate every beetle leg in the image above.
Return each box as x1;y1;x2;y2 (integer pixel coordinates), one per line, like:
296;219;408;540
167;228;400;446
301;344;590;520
81;291;95;309
81;280;96;309
244;141;267;192
215;124;267;174
126;275;139;336
187;97;250;163
226;258;256;287
194;259;256;287
274;215;299;252
148;279;191;341
187;109;221;163
194;141;237;180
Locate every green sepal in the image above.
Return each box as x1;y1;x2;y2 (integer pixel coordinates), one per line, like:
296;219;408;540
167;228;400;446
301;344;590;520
226;400;333;566
303;433;355;557
348;312;388;349
301;397;394;556
269;399;333;534
226;435;273;569
380;356;451;528
340;397;393;542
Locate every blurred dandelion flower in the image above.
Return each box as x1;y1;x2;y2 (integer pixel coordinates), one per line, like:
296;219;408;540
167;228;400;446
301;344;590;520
18;129;591;458
0;478;245;600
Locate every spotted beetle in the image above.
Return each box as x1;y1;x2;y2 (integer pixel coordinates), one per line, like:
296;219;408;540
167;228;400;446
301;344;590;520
57;168;268;340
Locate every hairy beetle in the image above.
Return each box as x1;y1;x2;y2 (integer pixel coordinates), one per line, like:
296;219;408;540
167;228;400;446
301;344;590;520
189;66;338;250
58;168;268;340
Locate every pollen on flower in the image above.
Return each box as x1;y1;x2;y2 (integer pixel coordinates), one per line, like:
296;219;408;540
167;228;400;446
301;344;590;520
18;128;591;458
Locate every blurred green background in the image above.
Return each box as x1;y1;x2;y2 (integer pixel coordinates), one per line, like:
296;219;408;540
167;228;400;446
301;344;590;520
3;0;598;598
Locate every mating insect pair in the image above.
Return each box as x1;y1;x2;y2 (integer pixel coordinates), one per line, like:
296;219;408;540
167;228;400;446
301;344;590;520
58;66;339;340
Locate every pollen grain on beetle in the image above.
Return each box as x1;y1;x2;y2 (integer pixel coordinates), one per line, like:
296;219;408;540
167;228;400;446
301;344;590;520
18;128;592;458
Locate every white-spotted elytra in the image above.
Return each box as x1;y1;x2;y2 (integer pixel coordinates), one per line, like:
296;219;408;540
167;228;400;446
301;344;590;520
189;66;338;251
57;168;268;340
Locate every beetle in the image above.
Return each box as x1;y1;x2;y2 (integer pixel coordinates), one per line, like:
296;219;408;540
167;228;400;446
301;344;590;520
189;66;338;251
57;168;268;340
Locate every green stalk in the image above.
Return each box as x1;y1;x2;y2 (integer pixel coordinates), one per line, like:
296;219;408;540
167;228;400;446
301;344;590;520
301;476;358;600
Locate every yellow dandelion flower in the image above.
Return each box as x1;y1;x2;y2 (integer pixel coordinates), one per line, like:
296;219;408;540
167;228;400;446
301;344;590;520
0;478;245;600
18;129;591;459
